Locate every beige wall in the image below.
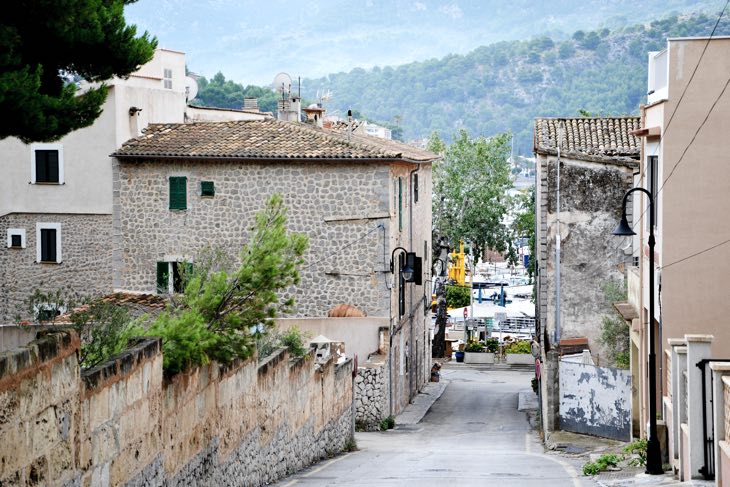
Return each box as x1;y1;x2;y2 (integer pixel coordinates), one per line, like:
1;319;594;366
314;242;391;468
641;37;730;365
0;330;353;485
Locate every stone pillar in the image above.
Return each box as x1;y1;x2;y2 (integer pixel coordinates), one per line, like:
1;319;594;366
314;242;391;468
668;338;686;468
543;349;560;433
710;362;730;486
685;334;713;480
676;346;688;481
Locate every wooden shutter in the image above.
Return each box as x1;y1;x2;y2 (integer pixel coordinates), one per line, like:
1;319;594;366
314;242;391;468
156;262;169;294
41;229;56;262
399;253;405;317
35;150;59;183
200;181;215;197
169;177;187;210
398;177;403;231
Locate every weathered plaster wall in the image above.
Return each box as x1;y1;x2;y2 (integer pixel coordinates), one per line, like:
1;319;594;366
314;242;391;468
0;213;113;322
0;330;354;486
115;160;392;318
559;361;632;440
537;155;636;361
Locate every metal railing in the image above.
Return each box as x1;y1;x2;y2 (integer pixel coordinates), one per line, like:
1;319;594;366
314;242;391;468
697;359;730;480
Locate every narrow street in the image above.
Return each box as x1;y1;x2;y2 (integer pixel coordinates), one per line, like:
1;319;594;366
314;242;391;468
275;366;596;487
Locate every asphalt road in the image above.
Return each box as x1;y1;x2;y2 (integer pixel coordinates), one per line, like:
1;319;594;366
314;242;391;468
275;367;596;487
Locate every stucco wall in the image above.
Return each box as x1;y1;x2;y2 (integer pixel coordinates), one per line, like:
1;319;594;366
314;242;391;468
0;213;113;322
0;330;353;486
559;360;632;440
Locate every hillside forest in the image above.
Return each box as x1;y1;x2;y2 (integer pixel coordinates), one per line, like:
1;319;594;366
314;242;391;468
192;12;730;155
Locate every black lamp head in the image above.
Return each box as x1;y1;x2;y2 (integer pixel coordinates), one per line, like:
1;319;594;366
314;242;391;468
612;215;636;236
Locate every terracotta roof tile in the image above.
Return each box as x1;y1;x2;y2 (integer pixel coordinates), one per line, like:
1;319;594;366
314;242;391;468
534;117;641;162
113;119;437;163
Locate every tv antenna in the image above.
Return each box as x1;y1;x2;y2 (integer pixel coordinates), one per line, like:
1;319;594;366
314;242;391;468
184;76;199;102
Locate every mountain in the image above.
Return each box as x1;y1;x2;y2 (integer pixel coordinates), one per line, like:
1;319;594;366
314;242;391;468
300;12;730;154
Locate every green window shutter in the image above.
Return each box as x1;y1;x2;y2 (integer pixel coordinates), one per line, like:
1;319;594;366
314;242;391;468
200;181;215;197
169;176;187;210
398;177;403;231
156;262;169;294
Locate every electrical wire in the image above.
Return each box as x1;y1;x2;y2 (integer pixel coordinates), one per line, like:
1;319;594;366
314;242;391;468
660;238;730;271
301;223;383;270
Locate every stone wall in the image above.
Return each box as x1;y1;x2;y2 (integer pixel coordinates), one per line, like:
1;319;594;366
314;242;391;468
0;330;354;486
114;160;392;318
355;359;389;431
0;213;113;322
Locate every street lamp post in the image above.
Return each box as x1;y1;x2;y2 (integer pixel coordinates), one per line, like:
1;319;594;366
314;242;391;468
613;187;663;475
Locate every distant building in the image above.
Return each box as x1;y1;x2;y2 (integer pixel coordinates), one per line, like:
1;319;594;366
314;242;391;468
0;49;269;322
533;116;640;435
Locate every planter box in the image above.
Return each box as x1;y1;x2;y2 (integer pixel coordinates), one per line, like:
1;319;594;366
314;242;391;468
464;352;495;364
506;353;534;365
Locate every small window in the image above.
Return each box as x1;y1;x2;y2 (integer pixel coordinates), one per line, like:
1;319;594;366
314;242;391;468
36;223;61;263
413;174;419;203
200;181;215;197
164;68;172;89
169;176;187;210
646;155;659;229
7;228;26;248
156;261;193;294
398;177;403;232
31;143;64;184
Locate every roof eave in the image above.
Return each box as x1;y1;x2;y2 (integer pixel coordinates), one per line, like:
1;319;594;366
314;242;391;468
110;153;436;164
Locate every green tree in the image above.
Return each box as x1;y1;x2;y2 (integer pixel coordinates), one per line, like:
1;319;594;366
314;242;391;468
433;130;513;261
512;187;536;281
445;285;471;308
137;194;308;374
0;0;157;142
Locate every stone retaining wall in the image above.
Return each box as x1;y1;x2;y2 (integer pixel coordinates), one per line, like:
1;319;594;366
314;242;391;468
0;330;354;486
355;359;388;431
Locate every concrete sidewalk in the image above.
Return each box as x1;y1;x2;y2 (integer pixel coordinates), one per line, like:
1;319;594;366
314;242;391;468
394;379;449;426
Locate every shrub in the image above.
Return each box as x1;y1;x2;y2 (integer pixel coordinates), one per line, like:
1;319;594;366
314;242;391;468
445;285;471;308
279;326;310;358
623;439;647;467
505;340;531;354
464;339;485;352
485;338;499;353
380;415;395;431
582;453;620;476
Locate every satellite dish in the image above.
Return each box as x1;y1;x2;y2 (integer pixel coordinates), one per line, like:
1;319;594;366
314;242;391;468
185;76;198;102
272;72;292;94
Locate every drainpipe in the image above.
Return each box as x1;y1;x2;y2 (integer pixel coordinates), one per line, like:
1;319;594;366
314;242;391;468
409;165;419;399
555;122;564;346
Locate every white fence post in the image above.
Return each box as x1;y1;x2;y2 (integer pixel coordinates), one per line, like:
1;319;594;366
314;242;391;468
668;338;686;471
710;363;730;486
685;334;714;480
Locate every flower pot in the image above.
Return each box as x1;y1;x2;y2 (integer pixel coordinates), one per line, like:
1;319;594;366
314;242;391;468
506;353;534;365
455;351;465;363
464;352;495;364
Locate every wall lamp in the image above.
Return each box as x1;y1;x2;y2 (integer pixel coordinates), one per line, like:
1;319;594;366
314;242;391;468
390;246;415;282
129;106;143;116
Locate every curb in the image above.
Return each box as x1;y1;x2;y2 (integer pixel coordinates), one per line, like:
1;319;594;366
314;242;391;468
394;379;450;426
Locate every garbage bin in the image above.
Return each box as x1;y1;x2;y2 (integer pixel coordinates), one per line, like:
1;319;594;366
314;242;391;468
455;351;465;363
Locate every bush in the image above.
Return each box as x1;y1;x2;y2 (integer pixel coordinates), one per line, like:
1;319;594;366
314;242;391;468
464;339;485;352
485;338;499;353
280;326;310;358
505;340;531;354
380;416;395;431
623;439;647;467
445;285;471;308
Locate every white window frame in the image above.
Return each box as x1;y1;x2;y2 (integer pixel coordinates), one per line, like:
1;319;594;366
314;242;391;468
36;222;62;263
30;143;64;184
7;228;26;248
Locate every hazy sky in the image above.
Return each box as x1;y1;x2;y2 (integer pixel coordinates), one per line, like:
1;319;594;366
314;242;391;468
125;0;717;86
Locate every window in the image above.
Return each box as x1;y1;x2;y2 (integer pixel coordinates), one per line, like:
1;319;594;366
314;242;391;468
413;174;419;203
36;223;61;263
156;261;193;294
398;252;406;317
200;181;215;197
169;176;187;210
398;177;403;232
31;144;64;184
646;155;659;229
164;68;172;89
7;229;26;249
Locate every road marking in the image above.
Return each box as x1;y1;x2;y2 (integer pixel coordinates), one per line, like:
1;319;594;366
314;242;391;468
280;452;352;486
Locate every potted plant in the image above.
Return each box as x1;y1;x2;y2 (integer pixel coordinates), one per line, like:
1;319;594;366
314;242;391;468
505;340;534;365
464;339;494;364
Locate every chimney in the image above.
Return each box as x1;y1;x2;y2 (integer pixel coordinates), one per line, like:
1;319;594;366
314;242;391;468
303;104;326;128
243;97;258;111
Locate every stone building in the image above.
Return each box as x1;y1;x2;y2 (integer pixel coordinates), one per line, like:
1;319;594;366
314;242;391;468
533;117;640;434
0;49;269;322
112;119;436;420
